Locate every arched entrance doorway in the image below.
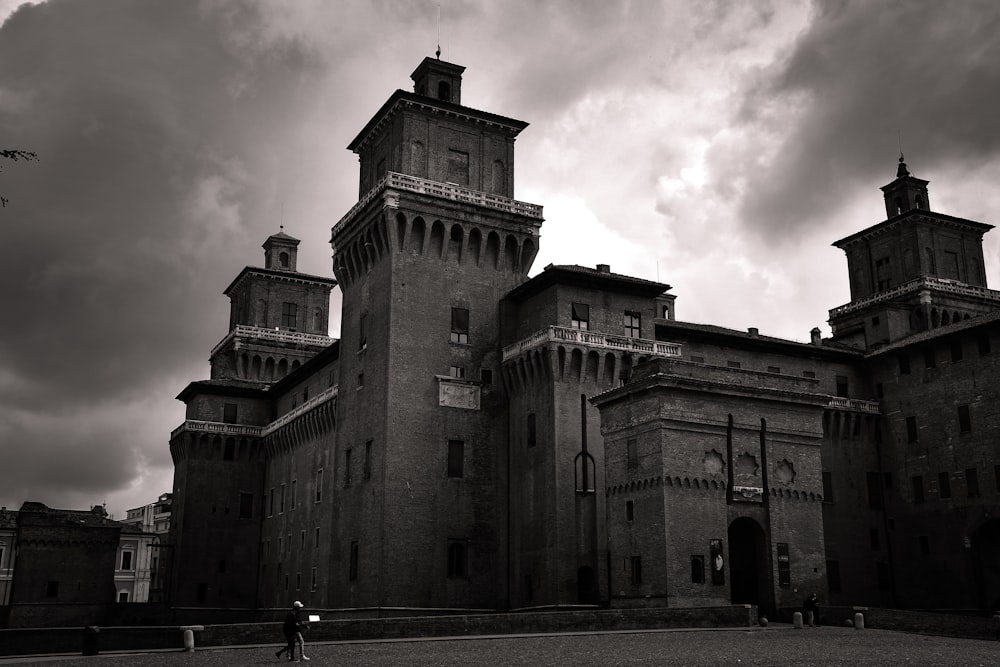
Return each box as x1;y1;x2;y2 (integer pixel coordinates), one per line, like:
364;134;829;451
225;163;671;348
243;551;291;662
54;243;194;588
969;519;1000;610
728;517;769;608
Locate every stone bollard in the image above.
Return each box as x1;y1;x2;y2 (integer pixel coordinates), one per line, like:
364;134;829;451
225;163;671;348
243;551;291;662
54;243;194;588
793;611;803;629
853;612;865;630
179;625;205;652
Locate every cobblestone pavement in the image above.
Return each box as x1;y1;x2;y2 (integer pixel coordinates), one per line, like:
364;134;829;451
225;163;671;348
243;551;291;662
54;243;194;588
6;626;1000;666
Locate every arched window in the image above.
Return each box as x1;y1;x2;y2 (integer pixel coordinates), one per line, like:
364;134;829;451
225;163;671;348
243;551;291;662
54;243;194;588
279;251;289;268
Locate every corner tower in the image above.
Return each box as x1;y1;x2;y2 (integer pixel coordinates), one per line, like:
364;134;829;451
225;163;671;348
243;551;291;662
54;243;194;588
829;158;998;350
329;56;542;609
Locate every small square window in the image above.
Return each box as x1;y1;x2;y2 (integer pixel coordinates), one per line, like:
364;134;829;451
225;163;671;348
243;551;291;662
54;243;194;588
727;360;741;369
571;303;590;331
449;366;466;379
802;370;816;379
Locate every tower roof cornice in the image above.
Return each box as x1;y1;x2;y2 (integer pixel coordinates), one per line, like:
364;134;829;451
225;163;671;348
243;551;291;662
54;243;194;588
347;90;529;154
222;266;337;296
832;210;992;250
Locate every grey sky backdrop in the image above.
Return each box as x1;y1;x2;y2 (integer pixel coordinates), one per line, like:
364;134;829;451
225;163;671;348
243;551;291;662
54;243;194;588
2;0;999;518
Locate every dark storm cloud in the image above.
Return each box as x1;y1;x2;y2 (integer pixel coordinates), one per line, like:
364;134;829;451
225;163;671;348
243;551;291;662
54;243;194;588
0;0;326;511
737;0;1000;241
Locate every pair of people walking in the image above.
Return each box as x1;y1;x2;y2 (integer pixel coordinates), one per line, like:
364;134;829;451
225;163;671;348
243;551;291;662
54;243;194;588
276;601;310;662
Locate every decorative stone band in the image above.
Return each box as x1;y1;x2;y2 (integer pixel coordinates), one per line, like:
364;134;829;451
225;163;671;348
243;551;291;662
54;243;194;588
502;325;682;362
829;276;1000;318
732;485;764;502
332;171;544;238
211;325;335;358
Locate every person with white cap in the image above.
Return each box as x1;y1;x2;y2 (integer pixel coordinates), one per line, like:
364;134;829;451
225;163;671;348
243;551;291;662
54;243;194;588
276;601;310;661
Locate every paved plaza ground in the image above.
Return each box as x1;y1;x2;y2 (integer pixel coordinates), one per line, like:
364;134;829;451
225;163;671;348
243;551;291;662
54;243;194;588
4;625;999;666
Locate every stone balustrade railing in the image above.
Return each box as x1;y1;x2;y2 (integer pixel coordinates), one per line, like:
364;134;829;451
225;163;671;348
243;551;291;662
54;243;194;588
502;325;682;362
211;325;335;357
830;276;1000;318
333;171;543;237
171;385;339;441
827;396;881;414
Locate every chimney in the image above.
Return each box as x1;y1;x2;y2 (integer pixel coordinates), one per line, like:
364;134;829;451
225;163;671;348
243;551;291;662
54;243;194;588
810;327;822;345
748;327;759;338
596;264;611;273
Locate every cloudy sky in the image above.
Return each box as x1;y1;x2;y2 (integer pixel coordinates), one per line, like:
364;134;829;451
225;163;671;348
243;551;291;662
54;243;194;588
2;0;1000;519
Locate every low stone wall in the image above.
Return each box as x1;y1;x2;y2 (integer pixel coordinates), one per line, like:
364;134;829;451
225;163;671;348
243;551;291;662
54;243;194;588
777;605;1000;640
0;605;755;657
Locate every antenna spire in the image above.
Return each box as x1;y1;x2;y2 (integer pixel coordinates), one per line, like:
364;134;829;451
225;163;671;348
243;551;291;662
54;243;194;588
436;3;441;59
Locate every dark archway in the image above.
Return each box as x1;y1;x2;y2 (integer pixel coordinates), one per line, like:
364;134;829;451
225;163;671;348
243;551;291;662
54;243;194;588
970;519;1000;610
577;566;597;605
728;517;768;607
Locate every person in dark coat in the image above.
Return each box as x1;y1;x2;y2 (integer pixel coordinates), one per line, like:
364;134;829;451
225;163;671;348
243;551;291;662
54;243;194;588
275;601;310;661
803;593;820;627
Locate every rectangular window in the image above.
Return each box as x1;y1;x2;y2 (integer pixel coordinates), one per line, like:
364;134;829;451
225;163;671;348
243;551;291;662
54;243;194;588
802;370;816;378
919;536;930;555
912;475;925;504
630;556;642;585
624;311;641;338
239;492;253;519
281;302;298;329
870;528;880;550
450;307;469;344
767;366;781;374
967;468;980;497
120;551;133;571
726;360;741;369
938;472;952;499
196;583;206;603
447;540;468;579
344;449;352;486
349;541;359;581
958;405;971;433
315;469;323;503
290;480;296;510
836;375;849;398
526;413;536;448
625;500;634;522
447;439;464;478
449;365;466;379
906;416;918;443
951;340;963;362
218;559;226;574
923;347;936;369
978;334;992;356
359;313;367;350
315;527;320;550
710;539;725;585
363;440;372;480
571;303;590;330
357;372;364;389
776;543;791;588
269;488;275;516
691;556;705;584
300;530;305;550
826;560;841;593
447;149;470;186
995;465;1000;493
278;537;283;557
280;484;286;513
866;471;883;509
822;472;834;503
626;438;638;469
898;353;910;375
46;581;59;598
311;567;317;592
480;368;493;385
223;403;238;424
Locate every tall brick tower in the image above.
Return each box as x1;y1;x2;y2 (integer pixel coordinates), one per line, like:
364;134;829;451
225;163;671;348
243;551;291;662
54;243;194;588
328;56;542;608
830;156;995;350
169;231;336;607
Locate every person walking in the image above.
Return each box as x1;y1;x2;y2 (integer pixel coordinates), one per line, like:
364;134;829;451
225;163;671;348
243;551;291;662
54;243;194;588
276;601;310;661
803;593;820;628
